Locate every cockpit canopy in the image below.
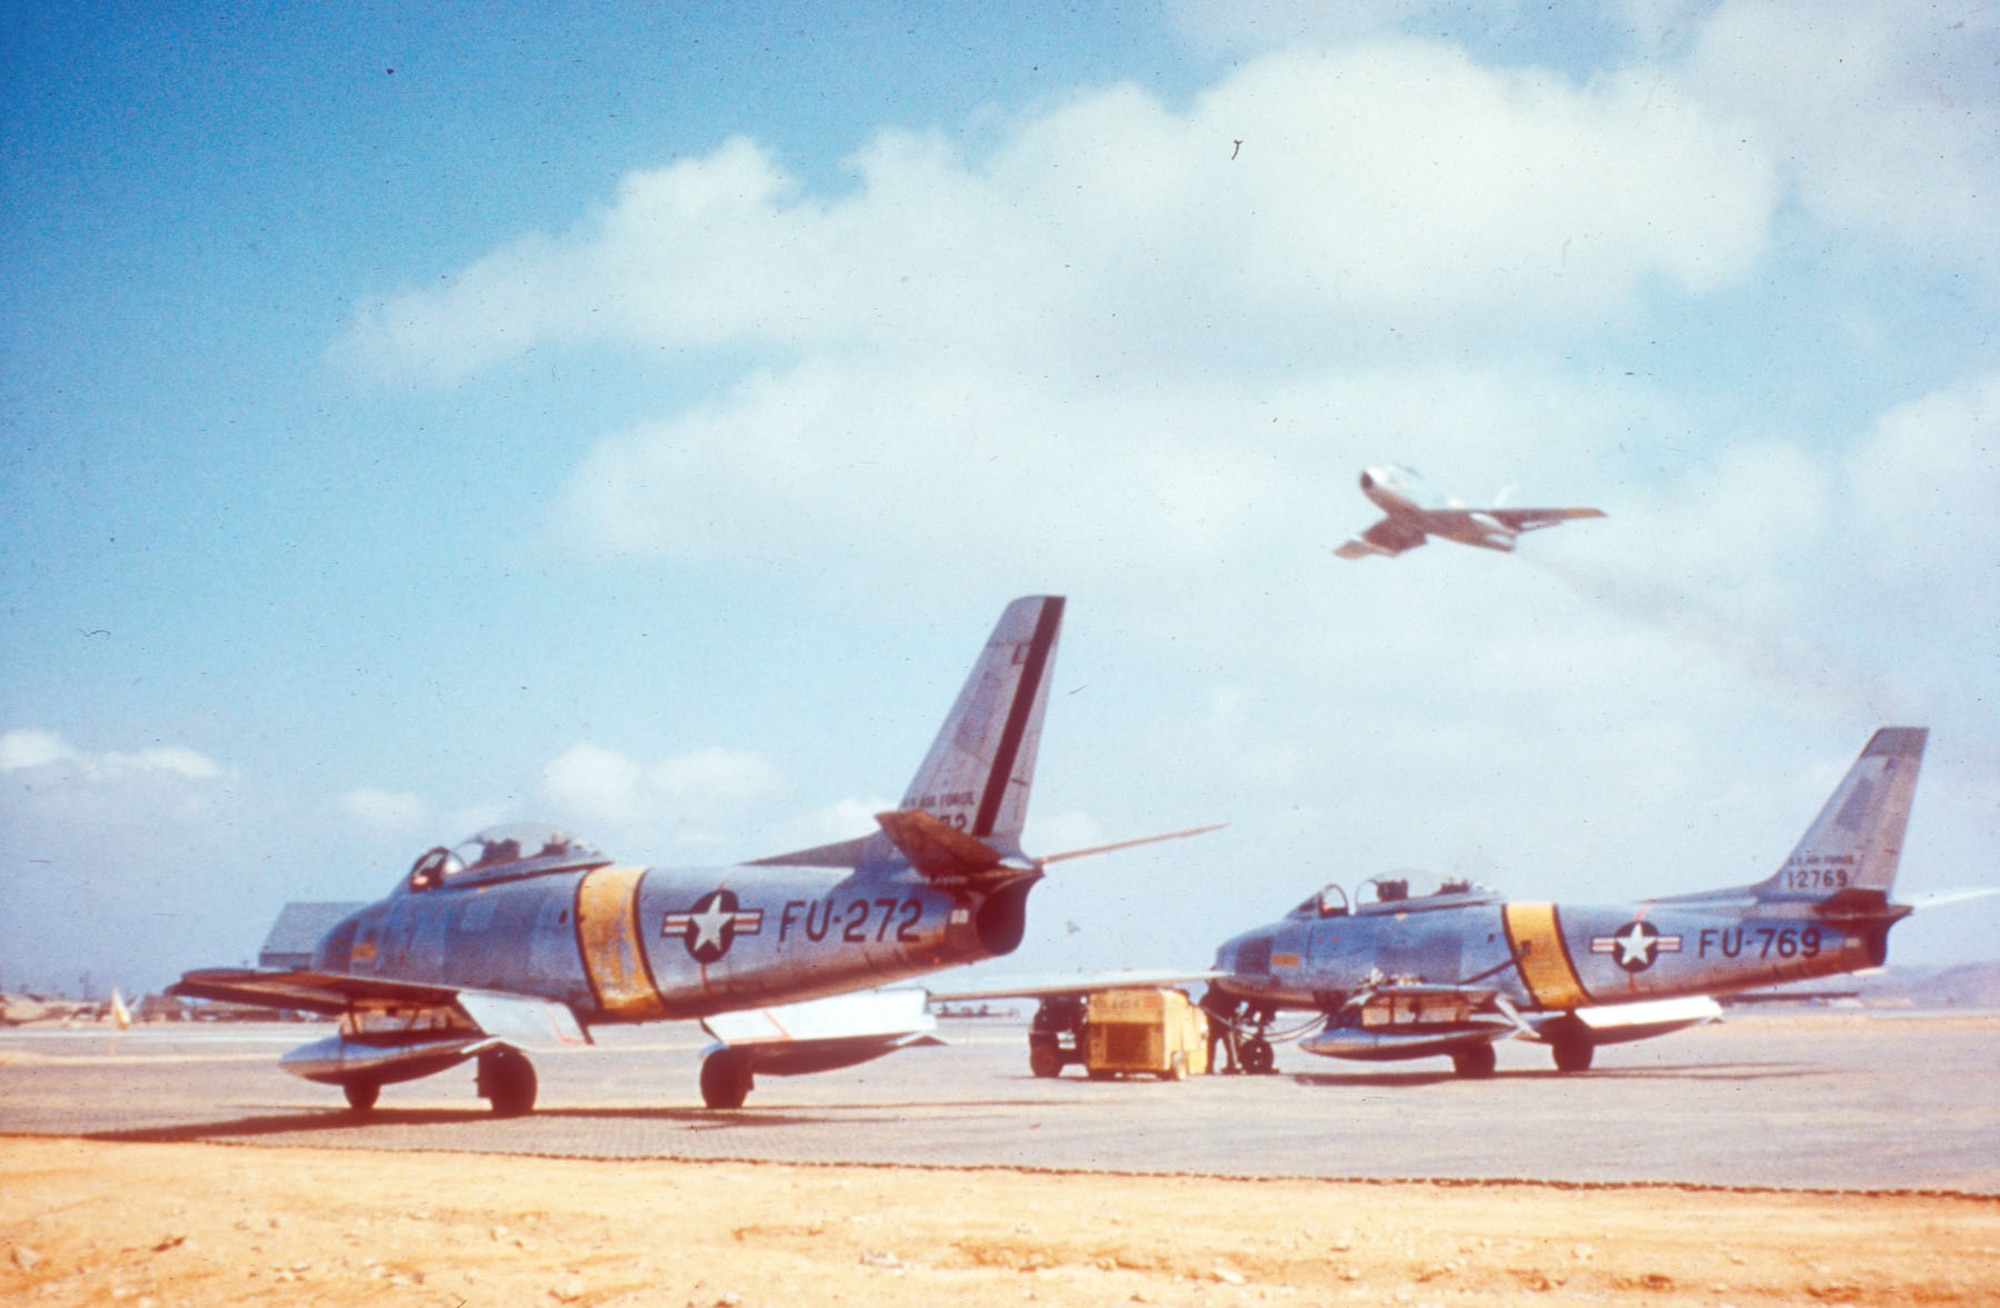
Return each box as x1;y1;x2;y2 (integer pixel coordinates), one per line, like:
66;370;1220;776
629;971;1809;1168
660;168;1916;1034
402;822;611;892
1290;872;1502;919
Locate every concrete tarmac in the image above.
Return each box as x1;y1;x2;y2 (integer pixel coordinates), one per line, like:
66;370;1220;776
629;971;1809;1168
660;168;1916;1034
3;1010;1996;1193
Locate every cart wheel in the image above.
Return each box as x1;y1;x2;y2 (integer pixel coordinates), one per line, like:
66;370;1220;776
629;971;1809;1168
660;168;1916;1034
1087;1067;1116;1081
1028;1041;1063;1079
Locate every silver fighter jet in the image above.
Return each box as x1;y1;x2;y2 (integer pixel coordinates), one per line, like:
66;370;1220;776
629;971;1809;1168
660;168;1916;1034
1334;464;1604;558
1209;729;1940;1076
172;597;1204;1112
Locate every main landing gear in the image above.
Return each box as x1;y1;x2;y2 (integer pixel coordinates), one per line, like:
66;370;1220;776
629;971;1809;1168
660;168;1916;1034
1542;1017;1596;1073
700;1047;754;1109
476;1046;538;1115
343;1080;380;1112
1450;1042;1498;1078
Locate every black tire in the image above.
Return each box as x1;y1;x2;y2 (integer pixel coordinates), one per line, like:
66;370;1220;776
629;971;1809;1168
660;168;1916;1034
1086;1067;1116;1081
1451;1043;1497;1078
1551;1032;1595;1074
477;1046;538;1116
1028;1041;1064;1079
342;1080;380;1112
1239;1036;1275;1075
700;1048;753;1109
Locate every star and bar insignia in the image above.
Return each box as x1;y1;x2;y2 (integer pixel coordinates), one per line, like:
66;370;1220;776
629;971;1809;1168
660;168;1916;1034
662;889;763;964
1589;919;1683;973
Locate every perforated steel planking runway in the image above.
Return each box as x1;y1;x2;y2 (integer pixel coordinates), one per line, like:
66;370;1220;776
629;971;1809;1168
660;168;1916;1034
4;1011;1996;1193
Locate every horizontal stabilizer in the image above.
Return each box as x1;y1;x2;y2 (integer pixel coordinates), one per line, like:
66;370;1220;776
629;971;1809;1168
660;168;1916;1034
928;969;1219;1004
1906;886;2000;911
701;989;941;1077
874;808;1014;883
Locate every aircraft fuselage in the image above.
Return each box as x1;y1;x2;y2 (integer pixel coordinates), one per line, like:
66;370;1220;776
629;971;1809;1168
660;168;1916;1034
316;862;1028;1025
1213;889;1897;1015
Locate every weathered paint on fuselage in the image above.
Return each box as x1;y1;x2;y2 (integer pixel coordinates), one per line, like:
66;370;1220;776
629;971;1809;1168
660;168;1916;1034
316;865;994;1024
1214;892;1884;1015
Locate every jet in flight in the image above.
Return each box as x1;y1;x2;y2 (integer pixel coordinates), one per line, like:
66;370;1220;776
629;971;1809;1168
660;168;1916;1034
1333;465;1604;558
172;597;1207;1112
1207;728;1935;1076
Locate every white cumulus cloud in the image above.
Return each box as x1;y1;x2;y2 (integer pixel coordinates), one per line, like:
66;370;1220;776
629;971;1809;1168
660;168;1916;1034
540;742;785;832
338;787;431;832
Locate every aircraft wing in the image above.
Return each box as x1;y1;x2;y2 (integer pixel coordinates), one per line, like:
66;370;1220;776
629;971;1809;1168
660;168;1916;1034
167;968;588;1050
169;967;459;1016
1335;516;1429;558
1485;507;1606;532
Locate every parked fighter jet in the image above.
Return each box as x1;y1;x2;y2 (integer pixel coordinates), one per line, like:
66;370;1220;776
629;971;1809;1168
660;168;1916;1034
1209;728;1931;1076
172;597;1205;1113
1333;465;1604;558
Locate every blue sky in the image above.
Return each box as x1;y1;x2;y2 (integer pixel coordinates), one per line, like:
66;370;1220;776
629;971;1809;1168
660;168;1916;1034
4;1;1996;997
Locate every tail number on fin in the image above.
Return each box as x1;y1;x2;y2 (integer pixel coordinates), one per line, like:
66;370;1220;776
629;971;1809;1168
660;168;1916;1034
1779;858;1853;893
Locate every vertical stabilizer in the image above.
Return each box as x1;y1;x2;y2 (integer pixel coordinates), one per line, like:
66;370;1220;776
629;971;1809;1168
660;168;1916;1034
898;596;1064;857
1756;727;1927;901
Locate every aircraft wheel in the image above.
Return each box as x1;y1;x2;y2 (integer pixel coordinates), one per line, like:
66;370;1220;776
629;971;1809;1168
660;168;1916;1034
1551;1033;1595;1074
1239;1036;1275;1075
1451;1043;1497;1079
1028;1041;1064;1079
343;1080;380;1112
700;1048;754;1109
477;1046;538;1116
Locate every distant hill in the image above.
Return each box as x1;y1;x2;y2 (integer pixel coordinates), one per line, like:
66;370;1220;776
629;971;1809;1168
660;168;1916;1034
1855;962;2000;1009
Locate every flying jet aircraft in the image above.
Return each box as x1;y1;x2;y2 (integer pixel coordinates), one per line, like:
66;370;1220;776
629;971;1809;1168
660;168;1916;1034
1206;728;1933;1076
1333;465;1604;558
171;596;1206;1112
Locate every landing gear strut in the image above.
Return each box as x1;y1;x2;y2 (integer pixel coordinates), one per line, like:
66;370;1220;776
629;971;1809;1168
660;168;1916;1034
700;1047;754;1108
476;1046;538;1115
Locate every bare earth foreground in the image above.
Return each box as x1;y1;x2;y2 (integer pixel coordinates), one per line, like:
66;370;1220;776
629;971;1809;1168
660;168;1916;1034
3;1137;1998;1307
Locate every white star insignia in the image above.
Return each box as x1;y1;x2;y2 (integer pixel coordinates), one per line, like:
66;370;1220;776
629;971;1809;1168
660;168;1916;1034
689;898;735;953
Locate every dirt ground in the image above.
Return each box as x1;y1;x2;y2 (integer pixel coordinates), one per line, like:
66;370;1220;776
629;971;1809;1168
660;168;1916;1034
2;1138;1997;1307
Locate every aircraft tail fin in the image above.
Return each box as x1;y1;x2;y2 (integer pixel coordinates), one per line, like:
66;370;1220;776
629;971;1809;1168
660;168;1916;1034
897;595;1064;859
1754;727;1927;903
750;596;1064;870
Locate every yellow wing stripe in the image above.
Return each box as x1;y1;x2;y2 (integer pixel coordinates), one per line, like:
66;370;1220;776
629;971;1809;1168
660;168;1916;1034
1503;902;1591;1009
576;866;669;1021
